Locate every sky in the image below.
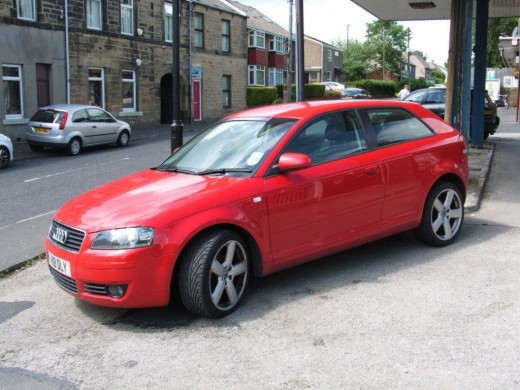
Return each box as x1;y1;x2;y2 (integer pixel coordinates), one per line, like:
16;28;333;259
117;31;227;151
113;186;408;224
236;0;451;67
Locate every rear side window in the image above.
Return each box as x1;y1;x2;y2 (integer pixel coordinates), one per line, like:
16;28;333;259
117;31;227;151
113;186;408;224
367;108;433;147
30;109;65;124
405;91;426;103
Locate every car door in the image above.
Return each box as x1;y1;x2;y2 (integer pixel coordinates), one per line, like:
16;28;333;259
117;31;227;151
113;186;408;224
365;107;436;233
264;110;385;266
86;108;118;145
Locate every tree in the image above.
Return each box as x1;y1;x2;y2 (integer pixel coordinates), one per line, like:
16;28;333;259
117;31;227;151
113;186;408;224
333;38;371;82
365;20;410;76
410;50;428;61
486;18;518;68
431;68;446;84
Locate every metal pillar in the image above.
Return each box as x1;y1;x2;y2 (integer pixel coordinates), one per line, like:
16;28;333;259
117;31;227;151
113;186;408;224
460;0;474;143
287;0;293;103
171;0;183;152
295;0;304;102
471;0;490;148
445;0;461;127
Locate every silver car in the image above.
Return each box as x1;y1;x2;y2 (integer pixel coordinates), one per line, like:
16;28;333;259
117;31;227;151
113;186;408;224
0;133;14;169
26;104;131;156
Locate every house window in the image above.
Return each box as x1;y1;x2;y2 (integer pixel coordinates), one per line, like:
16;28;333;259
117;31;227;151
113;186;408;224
325;71;332;81
308;72;318;82
122;70;136;112
248;65;265;86
248;31;265;48
269;36;285;53
17;0;36;21
88;68;105;108
121;0;133;35
87;0;102;30
164;2;172;42
222;76;231;108
221;20;230;52
194;13;204;48
269;68;283;86
2;65;24;119
326;49;332;62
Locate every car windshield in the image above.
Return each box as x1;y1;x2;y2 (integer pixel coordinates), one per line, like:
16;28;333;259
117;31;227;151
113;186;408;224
158;118;296;175
30;109;65;123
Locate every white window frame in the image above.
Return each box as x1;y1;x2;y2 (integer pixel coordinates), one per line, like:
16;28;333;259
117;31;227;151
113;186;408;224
268;68;283;86
194;12;204;48
248;65;265;86
122;70;136;112
2;64;24;119
326;49;332;62
87;0;102;30
269;36;285;53
248;30;265;49
120;0;134;36
164;2;172;43
88;68;105;108
17;0;36;21
221;19;230;52
308;72;318;82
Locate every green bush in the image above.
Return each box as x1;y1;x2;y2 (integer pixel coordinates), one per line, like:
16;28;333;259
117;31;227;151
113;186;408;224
397;78;430;92
305;83;326;99
247;87;279;107
323;90;343;100
350;80;397;98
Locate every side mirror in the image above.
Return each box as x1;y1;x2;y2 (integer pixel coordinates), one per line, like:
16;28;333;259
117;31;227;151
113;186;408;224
277;153;312;172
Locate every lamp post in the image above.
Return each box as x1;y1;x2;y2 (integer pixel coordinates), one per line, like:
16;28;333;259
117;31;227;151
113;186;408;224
171;0;183;152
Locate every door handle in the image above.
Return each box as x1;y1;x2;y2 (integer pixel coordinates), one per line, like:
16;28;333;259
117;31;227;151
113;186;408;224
365;166;379;176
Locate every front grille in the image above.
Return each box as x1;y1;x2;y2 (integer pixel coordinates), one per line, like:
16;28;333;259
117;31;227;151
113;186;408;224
49;220;86;253
49;266;78;294
84;283;108;295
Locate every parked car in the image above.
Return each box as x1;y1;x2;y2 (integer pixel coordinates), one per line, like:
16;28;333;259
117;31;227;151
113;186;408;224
46;100;469;318
344;88;372;99
0;133;14;169
403;87;499;139
26;104;132;156
322;82;346;98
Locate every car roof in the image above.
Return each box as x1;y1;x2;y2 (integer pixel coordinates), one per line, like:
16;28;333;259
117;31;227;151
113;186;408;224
224;100;433;122
38;104;100;112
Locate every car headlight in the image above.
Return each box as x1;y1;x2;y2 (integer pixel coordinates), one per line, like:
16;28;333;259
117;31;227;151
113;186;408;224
91;227;155;250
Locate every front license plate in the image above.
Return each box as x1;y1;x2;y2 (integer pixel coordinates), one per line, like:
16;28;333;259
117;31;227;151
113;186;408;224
34;127;49;134
48;251;72;277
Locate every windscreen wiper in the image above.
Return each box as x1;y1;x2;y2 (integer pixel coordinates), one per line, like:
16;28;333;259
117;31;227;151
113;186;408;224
196;168;253;175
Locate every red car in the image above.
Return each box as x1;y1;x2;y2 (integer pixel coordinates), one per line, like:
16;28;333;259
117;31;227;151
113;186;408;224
47;100;469;318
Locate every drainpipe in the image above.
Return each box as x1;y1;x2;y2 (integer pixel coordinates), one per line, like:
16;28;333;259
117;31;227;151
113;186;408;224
286;0;293;102
187;0;192;124
64;0;70;104
295;0;304;102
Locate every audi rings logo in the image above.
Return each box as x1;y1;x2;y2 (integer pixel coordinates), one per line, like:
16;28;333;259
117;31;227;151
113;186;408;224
52;227;68;245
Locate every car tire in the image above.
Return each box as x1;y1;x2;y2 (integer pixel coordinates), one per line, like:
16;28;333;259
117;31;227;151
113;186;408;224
117;130;130;147
178;229;249;318
66;138;82;156
414;181;464;247
0;146;10;169
29;144;44;152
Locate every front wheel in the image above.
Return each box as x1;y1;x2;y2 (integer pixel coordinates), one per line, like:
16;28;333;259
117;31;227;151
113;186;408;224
178;230;249;318
117;130;130;147
414;182;464;247
0;146;10;169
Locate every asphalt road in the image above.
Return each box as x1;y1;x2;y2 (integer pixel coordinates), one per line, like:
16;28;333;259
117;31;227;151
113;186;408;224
0;110;519;389
0;132;177;271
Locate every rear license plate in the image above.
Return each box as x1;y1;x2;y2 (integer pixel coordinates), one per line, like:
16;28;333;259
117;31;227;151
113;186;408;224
34;127;49;134
48;251;72;277
484;110;491;115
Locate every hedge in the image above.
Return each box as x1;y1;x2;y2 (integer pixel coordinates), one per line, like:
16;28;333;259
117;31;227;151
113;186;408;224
350;80;397;98
247;87;279;107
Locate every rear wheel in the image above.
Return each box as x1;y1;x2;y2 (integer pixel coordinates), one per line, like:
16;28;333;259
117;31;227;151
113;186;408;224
178;230;249;318
117;130;130;147
66;138;82;156
0;146;10;169
414;181;464;247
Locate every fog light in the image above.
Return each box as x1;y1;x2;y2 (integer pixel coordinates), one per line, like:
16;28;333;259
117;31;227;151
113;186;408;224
106;285;128;298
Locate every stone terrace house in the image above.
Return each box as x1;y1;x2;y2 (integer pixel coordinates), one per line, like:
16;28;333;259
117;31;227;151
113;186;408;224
304;36;345;84
0;0;248;141
229;0;292;88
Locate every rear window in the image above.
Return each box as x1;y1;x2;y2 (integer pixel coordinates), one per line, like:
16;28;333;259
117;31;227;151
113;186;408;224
30;109;66;124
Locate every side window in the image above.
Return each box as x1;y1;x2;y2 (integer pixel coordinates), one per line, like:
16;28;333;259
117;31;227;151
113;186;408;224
405;91;426;103
425;90;445;104
87;108;111;122
284;111;367;165
72;110;89;123
367;108;434;147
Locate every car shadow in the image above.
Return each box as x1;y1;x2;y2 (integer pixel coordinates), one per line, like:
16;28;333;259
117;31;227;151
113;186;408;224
76;218;510;331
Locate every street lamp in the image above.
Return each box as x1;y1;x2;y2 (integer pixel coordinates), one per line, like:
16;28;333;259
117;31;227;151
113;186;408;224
171;0;183;152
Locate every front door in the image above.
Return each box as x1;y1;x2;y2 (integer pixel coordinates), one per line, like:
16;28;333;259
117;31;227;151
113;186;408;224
193;79;202;121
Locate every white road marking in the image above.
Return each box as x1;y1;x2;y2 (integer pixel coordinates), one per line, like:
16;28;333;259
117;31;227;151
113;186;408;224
24;157;131;183
0;210;56;231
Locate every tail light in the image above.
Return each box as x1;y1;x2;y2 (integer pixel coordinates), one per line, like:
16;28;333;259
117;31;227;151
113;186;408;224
59;112;68;130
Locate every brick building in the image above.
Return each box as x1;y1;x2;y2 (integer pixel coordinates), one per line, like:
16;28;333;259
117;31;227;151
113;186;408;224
304;36;345;84
1;0;248;141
